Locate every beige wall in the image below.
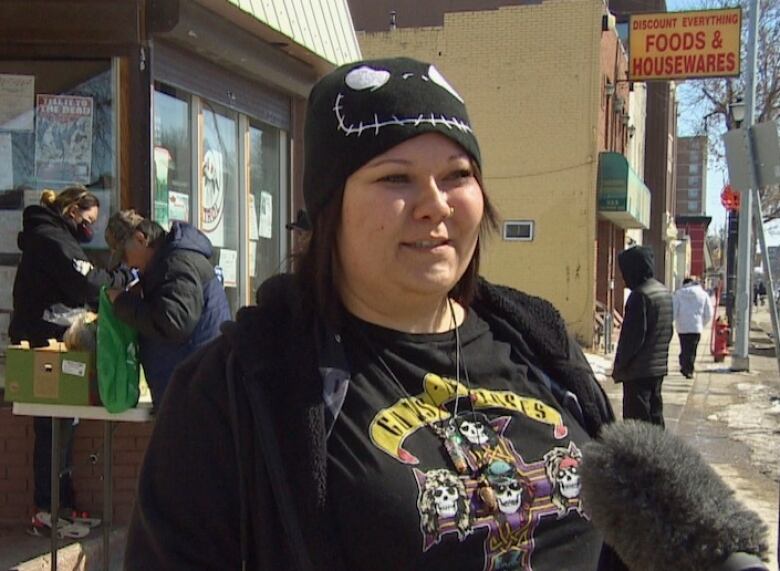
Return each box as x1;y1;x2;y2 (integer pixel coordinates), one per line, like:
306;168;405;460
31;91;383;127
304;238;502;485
359;0;604;343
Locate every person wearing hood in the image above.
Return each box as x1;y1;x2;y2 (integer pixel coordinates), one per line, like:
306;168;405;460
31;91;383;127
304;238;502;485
105;212;231;406
9;186;134;534
612;246;673;427
673;277;713;379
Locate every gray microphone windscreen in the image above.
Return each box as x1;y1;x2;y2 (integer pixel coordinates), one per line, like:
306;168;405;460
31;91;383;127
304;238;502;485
580;421;769;571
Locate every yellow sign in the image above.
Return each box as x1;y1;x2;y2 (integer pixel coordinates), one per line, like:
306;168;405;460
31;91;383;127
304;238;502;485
629;8;741;81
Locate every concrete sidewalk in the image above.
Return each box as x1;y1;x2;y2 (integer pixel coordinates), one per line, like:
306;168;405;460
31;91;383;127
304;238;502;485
587;306;780;571
0;526;127;571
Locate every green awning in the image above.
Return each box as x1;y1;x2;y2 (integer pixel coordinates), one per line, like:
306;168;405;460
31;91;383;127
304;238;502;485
597;152;651;229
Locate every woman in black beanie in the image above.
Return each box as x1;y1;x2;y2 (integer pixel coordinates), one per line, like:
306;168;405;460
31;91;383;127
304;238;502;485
125;58;619;570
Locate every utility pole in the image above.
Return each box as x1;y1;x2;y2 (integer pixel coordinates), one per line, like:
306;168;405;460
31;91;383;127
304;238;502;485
726;208;738;341
731;0;760;371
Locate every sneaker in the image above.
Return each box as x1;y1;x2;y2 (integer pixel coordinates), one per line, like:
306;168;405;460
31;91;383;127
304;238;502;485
28;511;90;539
62;508;101;528
26;512;49;537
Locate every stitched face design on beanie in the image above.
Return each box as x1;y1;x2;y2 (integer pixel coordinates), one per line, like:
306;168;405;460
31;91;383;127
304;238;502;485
334;64;473;137
302;57;482;222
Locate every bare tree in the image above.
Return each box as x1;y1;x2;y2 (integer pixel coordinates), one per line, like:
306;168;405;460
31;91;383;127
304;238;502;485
678;0;780;219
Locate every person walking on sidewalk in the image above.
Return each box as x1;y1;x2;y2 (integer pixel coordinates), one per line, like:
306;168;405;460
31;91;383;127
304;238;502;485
673;277;713;379
612;246;673;427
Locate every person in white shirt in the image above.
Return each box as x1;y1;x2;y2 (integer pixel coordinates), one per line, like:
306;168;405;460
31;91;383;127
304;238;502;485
673;277;714;378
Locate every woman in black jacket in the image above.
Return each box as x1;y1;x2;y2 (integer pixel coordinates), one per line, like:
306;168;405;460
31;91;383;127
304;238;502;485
9;185;132;533
125;58;621;570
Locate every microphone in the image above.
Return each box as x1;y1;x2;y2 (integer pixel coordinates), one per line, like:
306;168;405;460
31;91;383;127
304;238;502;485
580;421;770;571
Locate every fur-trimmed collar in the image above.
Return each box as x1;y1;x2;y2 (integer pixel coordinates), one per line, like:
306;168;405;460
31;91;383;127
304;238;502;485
225;274;574;385
473;277;570;361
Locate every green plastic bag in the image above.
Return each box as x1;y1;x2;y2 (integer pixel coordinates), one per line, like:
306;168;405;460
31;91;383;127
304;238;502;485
97;286;140;413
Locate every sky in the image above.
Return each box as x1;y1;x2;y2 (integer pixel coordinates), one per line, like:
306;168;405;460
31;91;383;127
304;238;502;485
665;0;780;246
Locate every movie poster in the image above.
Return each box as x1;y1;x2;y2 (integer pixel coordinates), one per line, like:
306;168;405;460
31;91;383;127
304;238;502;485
34;94;93;183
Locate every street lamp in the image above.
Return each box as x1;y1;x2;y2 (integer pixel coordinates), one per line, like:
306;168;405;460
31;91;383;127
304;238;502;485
729;97;745;128
724;97;745;340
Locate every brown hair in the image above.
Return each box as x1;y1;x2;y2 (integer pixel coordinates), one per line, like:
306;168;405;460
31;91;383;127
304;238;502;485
40;185;100;216
295;161;499;328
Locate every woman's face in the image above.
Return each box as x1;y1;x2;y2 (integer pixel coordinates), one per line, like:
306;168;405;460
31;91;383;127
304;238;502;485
337;133;484;309
70;205;98;226
123;231;153;271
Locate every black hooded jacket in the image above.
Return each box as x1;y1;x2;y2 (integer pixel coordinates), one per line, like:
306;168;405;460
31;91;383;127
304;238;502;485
124;274;624;571
9;204;133;346
612;247;673;382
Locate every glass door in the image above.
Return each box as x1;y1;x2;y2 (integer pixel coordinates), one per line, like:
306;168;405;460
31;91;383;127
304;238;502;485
247;121;283;298
152;85;191;227
200;100;240;314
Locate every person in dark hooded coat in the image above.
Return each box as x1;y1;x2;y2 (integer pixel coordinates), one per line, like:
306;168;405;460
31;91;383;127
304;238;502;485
9;186;134;533
612;246;673;427
105;213;231;406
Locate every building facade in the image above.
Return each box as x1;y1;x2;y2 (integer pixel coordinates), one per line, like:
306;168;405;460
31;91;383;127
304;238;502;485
611;0;679;288
675;216;711;283
675;136;708;216
353;0;648;346
0;0;360;525
674;136;709;288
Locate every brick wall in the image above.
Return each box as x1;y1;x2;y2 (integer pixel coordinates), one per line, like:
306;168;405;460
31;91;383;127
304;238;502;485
0;402;153;525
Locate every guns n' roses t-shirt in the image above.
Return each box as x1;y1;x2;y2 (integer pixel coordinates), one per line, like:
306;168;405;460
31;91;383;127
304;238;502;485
327;310;602;571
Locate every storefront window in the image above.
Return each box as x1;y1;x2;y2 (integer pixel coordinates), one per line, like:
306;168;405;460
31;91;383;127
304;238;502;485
153;85;191;227
152;77;289;315
0;59;117;359
200;101;240;314
248;122;282;297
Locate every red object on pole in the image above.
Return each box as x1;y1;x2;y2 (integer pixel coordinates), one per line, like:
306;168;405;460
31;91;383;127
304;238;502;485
712;316;730;362
720;184;741;212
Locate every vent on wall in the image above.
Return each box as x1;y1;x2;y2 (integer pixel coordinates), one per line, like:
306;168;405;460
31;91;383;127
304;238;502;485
503;220;534;241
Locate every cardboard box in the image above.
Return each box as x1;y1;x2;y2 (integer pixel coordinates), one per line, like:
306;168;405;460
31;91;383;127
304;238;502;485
4;341;99;405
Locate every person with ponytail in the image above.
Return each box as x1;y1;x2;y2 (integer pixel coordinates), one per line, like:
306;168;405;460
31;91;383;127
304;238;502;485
9;185;134;535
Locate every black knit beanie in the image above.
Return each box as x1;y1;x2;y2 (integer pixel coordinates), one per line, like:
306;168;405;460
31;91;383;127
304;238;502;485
303;57;481;225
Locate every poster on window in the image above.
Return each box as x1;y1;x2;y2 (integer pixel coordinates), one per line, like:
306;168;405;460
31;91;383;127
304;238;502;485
0;266;16;310
34;94;93;184
168;191;190;223
219;248;237;288
258;191;273;239
24;189;42;207
153;146;171;229
0;210;22;254
0;134;13;190
0;74;34;131
0;313;10;356
248;193;259;241
201;148;224;247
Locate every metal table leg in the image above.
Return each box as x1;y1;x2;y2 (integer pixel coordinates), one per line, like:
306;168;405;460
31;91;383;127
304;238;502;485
51;417;60;571
103;421;113;571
